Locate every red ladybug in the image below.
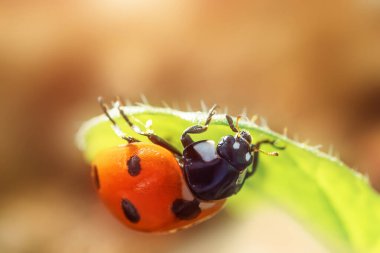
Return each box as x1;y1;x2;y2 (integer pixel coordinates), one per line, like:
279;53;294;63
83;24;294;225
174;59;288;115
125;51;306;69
91;97;284;233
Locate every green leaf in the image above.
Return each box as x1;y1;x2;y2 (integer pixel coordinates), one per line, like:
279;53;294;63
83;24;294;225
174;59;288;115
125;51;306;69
76;105;380;252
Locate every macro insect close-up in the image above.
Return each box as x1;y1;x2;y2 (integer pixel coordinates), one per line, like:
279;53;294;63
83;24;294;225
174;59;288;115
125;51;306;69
1;1;380;253
89;97;285;232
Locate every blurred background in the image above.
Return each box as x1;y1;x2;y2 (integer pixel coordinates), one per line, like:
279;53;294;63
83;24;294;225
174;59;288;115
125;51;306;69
0;1;379;252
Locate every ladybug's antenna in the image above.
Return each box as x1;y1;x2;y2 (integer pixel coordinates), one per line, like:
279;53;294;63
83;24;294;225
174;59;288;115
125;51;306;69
251;139;286;157
252;147;279;156
235;116;242;136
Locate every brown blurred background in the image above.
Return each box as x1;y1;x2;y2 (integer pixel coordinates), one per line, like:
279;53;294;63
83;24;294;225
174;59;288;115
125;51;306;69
0;1;379;252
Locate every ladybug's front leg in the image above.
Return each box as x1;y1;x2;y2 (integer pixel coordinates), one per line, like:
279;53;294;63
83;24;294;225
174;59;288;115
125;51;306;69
181;104;218;148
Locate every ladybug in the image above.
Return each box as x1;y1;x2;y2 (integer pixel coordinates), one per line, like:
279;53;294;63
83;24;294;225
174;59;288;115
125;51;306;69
91;97;284;233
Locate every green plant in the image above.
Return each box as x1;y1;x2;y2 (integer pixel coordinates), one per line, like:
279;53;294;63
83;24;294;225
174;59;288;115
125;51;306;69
76;105;380;252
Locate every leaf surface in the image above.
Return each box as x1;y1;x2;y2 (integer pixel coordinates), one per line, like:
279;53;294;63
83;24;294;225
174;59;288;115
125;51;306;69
76;105;380;252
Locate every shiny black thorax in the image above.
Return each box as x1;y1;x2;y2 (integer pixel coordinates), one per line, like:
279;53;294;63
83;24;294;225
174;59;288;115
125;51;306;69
182;135;253;201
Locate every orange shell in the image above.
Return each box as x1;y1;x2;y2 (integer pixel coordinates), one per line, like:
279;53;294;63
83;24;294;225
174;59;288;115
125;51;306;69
92;142;226;233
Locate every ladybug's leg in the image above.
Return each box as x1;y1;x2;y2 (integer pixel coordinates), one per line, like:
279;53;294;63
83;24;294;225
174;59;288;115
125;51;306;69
181;104;218;148
246;139;286;178
117;104;182;157
98;97;140;143
225;114;239;132
172;198;201;220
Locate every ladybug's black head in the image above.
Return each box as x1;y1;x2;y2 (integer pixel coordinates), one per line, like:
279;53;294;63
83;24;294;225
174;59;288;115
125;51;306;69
239;130;252;144
216;131;253;171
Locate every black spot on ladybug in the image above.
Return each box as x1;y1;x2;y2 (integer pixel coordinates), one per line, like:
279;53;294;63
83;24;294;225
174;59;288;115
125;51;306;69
121;198;140;223
92;165;100;190
127;155;141;176
171;199;201;220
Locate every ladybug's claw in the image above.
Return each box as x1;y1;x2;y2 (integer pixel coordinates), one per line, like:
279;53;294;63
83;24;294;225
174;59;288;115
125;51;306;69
226;115;238;133
98;96;116;125
180;104;218;148
205;104;218;125
98;96;140;143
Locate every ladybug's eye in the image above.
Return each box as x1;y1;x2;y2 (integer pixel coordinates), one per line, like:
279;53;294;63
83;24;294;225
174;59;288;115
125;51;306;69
240;131;252;144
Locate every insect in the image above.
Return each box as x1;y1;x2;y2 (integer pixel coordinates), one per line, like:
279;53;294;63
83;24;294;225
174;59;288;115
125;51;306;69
91;97;285;233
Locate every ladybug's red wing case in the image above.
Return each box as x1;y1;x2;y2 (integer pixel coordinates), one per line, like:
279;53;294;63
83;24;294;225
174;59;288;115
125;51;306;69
91;143;226;233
